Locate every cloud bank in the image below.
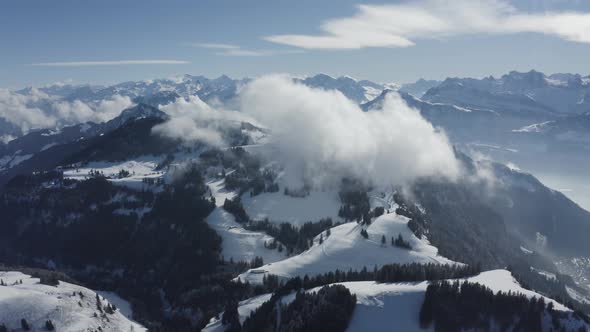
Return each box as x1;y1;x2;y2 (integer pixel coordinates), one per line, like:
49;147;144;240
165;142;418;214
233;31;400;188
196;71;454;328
152;95;254;146
239;75;460;187
0;88;133;134
265;0;590;49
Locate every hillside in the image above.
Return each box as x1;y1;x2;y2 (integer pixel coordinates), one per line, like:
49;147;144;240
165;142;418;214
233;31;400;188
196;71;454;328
0;271;145;332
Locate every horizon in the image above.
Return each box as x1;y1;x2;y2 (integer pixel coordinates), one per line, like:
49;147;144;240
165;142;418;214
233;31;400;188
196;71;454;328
2;0;590;88
6;68;590;91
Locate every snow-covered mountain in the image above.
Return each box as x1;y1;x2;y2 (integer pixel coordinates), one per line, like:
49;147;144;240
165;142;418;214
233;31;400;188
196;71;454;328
205;270;590;332
514;112;590;145
2;71;590;330
423;70;590;117
399;78;442;98
0;271;145;332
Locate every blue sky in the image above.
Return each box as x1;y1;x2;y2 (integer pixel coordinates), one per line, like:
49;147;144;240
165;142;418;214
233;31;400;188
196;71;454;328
2;0;590;88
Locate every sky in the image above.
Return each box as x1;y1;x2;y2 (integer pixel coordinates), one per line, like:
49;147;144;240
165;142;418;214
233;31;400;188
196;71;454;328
2;0;590;88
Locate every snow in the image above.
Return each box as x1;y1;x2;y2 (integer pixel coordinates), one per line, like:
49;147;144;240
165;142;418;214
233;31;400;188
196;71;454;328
202;294;273;332
344;269;584;331
0;271;145;332
206;178;286;264
238;212;458;284
207;270;588;332
566;286;590;305
530;267;557;281
241;188;342;226
520;246;534;254
0;153;33;171
63;156;165;190
40;142;59;151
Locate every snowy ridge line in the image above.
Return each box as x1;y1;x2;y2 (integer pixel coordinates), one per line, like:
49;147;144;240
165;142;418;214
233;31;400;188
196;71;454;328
204;270;589;332
0;271;145;332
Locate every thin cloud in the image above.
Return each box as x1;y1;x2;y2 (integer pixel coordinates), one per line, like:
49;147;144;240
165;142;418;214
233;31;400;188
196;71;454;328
190;42;303;56
31;60;190;66
265;0;590;49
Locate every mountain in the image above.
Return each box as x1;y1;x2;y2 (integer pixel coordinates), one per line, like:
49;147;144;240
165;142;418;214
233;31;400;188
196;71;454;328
0;270;145;331
298;74;386;103
3;71;590;330
399;78;442;97
0;104;167;190
0;74;388;142
422;70;590;117
204;270;590;332
514;112;590;146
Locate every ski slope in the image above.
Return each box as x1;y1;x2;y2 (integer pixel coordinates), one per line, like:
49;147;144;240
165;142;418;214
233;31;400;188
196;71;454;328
0;271;145;332
206;178;286;264
238;212;457;284
205;270;589;332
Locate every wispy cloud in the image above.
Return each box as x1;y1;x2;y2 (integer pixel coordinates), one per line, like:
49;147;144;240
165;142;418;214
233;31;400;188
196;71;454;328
265;0;590;49
189;42;303;56
31;60;190;66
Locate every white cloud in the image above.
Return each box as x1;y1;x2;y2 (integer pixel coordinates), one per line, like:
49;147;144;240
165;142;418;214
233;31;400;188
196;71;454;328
152;75;461;187
190;42;303;56
152;95;253;146
240;75;460;187
31;60;189;66
0;89;133;133
265;0;590;49
0;88;57;132
52;95;134;124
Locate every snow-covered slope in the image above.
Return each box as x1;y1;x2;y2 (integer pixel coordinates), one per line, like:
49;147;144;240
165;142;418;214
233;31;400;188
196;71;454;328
241;187;342;227
0;271;145;332
206;270;589;332
63;156;166;190
238;212;457;284
206;178;286;264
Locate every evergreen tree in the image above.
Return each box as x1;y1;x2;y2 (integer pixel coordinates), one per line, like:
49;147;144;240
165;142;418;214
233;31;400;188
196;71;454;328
45;319;55;331
96;293;102;312
381;234;386;246
222;301;241;332
21;318;30;331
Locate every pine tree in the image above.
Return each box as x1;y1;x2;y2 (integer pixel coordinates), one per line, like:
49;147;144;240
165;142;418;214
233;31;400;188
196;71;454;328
319;234;324;244
21;318;30;331
0;324;7;332
222;301;241;332
96;293;102;312
381;234;386;246
45;319;55;331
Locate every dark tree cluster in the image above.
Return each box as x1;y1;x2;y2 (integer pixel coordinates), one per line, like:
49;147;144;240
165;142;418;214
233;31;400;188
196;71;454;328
247;218;335;255
242;285;356;332
419;280;587;332
223;197;250;223
260;263;480;294
0;167;237;330
249;169;279;197
338;189;371;223
283;186;310;198
392;233;412;250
